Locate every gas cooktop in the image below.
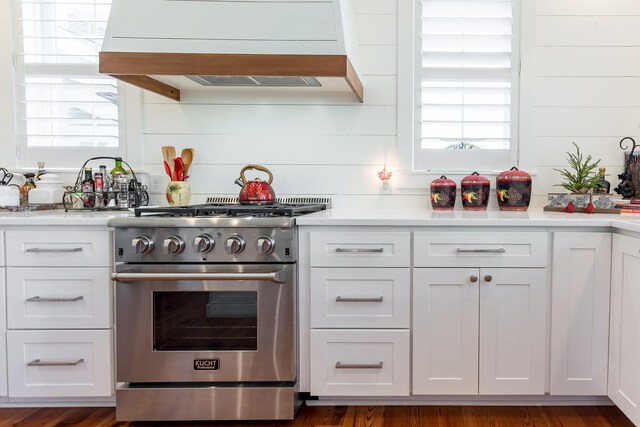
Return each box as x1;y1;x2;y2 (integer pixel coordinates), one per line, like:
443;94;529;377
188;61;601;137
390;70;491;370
133;202;328;218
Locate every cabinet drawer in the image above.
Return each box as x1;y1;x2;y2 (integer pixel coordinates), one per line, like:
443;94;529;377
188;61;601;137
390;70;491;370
310;329;409;396
6;230;110;267
414;232;548;268
7;330;113;398
310;232;410;267
310;268;410;328
0;231;5;267
7;268;111;329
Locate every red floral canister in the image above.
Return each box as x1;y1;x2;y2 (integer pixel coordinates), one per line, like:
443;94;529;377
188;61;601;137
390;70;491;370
461;172;490;211
496;166;532;211
430;175;456;211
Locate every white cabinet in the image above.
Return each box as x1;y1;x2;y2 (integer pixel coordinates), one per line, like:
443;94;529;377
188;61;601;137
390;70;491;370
310;329;410;396
609;234;640;426
7;330;113;398
550;232;611;395
6;230;110;267
5;229;113;400
310;268;410;329
308;230;411;397
310;231;410;268
412;231;547;396
0;266;7;398
7;268;112;329
413;268;547;395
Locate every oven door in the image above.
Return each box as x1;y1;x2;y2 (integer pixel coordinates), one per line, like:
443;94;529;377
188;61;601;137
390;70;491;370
113;264;295;383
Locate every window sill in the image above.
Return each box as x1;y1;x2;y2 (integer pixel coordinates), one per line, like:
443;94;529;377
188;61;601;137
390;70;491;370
395;169;538;191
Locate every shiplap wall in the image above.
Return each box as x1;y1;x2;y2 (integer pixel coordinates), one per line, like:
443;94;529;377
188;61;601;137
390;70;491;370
139;0;639;208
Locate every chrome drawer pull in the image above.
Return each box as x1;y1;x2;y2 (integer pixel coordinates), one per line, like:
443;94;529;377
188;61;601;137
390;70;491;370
27;358;84;367
335;361;383;369
456;248;506;254
25;247;83;253
26;296;84;303
335;296;384;303
335;248;384;253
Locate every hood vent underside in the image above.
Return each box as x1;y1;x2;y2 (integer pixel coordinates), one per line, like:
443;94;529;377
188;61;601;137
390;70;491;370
187;75;321;87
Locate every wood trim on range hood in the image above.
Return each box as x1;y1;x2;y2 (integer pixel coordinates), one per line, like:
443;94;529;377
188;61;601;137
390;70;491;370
99;52;364;103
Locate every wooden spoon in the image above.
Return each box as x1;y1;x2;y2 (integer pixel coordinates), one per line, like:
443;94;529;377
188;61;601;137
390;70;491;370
161;146;177;179
181;148;194;177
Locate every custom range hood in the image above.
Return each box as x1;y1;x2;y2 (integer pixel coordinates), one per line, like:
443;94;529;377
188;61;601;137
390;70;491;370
99;0;363;102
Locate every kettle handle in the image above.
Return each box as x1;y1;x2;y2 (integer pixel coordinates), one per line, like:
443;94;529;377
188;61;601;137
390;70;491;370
240;164;273;185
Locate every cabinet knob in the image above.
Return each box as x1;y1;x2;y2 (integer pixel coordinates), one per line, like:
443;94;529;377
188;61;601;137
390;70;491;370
484;275;493;283
470;275;478;283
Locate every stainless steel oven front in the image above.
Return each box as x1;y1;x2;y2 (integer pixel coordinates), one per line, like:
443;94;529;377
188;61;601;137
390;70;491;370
113;263;296;384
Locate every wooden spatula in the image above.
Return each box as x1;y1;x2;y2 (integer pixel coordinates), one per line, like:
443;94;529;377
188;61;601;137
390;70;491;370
161;146;176;180
181;148;194;177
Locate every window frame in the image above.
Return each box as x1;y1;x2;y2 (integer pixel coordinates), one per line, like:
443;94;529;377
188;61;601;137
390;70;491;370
8;0;143;170
398;0;522;173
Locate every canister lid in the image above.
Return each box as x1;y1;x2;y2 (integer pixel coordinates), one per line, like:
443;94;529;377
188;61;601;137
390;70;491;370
497;166;531;181
462;171;489;184
431;175;456;187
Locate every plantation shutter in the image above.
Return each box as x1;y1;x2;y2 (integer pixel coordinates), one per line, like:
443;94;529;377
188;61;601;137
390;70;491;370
420;0;515;151
14;0;119;165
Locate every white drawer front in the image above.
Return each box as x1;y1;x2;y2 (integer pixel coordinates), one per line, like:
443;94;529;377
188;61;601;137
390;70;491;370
6;230;110;267
7;330;113;398
0;231;5;267
7;268;111;329
414;232;548;268
310;329;410;396
310;232;410;267
310;268;410;328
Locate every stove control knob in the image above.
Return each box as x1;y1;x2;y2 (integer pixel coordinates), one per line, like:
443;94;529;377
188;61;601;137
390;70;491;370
256;236;275;255
225;236;245;255
194;234;215;254
132;236;154;255
163;236;186;255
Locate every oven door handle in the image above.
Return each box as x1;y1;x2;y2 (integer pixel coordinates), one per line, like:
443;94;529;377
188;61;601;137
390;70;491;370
111;271;287;283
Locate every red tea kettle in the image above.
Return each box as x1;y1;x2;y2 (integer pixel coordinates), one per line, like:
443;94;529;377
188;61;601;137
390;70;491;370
235;164;276;204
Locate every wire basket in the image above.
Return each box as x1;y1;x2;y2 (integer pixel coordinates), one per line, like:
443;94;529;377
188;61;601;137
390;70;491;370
63;157;149;212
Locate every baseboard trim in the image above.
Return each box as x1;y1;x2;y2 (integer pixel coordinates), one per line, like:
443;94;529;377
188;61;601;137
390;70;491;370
306;395;614;407
0;397;115;408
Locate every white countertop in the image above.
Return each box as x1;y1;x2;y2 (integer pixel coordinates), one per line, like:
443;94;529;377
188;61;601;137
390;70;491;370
296;208;640;233
0;209;132;226
1;208;640;233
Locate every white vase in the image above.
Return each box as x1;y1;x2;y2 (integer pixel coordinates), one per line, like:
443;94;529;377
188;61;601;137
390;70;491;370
166;181;191;206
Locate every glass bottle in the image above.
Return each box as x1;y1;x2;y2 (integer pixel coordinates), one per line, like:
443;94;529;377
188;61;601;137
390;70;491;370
128;179;138;208
594;167;611;194
110;157;126;177
116;176;129;209
81;167;95;207
99;165;109;193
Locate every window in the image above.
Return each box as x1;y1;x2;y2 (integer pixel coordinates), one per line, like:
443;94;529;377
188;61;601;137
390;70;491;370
399;0;520;172
13;0;122;168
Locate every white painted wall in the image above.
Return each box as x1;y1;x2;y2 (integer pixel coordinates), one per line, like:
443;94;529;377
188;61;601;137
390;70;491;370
138;0;639;208
2;0;638;209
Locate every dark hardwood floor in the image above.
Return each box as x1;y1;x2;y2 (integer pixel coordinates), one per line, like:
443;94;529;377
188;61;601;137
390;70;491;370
0;405;633;427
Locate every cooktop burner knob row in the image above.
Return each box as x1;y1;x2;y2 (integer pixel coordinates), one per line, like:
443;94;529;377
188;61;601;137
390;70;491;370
193;234;215;254
163;236;186;255
256;236;275;255
225;236;245;255
132;236;154;255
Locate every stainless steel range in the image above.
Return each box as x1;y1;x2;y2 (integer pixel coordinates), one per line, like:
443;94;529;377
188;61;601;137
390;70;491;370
109;198;329;422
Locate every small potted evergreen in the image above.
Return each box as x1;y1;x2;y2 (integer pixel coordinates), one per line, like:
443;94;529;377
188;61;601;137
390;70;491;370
549;142;601;208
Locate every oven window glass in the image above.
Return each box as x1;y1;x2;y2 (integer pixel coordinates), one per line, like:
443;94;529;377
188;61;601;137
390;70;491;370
153;291;258;351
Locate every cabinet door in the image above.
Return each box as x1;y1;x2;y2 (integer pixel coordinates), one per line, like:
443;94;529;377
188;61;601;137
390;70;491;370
609;234;640;426
550;232;611;395
479;268;546;395
0;268;6;397
413;268;479;395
